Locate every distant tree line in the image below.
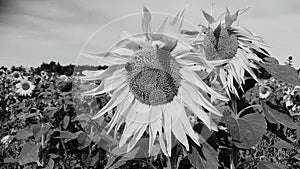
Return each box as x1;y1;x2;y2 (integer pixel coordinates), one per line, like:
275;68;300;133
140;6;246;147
2;61;108;76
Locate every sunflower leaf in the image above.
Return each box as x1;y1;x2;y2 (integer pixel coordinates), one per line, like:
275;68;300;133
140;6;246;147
234;113;267;149
262;102;299;129
185;137;218;169
257;161;285;169
18;142;39;165
262;64;300;86
270;140;293;150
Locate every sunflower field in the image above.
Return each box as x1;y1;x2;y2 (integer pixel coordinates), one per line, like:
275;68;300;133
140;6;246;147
1;7;300;169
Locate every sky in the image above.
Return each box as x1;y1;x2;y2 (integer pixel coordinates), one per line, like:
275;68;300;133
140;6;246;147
0;0;300;68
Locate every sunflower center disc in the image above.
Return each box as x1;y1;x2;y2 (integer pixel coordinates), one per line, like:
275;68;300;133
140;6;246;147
126;48;181;106
203;27;238;60
14;73;20;78
22;83;30;90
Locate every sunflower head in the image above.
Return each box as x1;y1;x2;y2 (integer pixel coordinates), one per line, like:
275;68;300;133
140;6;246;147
203;24;238;60
15;78;35;96
12;71;22;81
126;47;181;106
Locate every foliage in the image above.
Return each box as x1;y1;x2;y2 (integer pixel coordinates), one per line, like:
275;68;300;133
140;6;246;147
0;55;300;169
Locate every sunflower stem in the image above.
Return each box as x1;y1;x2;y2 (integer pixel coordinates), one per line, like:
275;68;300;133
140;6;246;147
236;104;261;118
230;93;238;169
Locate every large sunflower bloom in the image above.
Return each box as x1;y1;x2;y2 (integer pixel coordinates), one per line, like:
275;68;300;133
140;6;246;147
184;9;269;97
15;77;35;96
81;7;227;156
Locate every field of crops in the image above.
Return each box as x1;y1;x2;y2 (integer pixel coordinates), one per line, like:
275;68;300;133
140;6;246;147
0;58;300;169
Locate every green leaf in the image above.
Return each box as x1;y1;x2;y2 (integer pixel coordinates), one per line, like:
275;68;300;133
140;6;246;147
62;115;70;129
4;157;18;163
270;140;293;150
241;113;267;145
234;113;267;149
202;10;215;24
222;112;240;141
54;131;77;140
262;102;298;129
31;124;42;139
45;159;54;169
105;147;140;169
257;161;285;169
37;124;51;139
15;128;33;140
263;64;300;85
82;153;92;167
262;57;279;66
18;142;39;165
297;127;300;141
49;154;59;159
185;137;218;169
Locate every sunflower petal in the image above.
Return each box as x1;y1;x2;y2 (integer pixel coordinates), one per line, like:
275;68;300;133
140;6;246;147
202;10;215;24
167;101;190;151
92;85;129;119
82;75;126;96
127;124;148;152
180;68;228;101
157;17;169;33
106;94;135;133
115;36;150;50
81;70;104;76
80;65;123;81
180;88;212;129
162;104;172;156
142;6;152;40
112;48;134;56
176;100;200;146
149;106;162;154
181;81;222;116
80;51;129;66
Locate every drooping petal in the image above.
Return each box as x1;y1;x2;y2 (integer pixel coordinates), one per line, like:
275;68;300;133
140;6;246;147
106;94;135;134
175;97;199;145
181;81;222;116
126;124;148;152
92;84;129;119
162;104;172;156
166;100;190;150
148;106;162;154
180;88;212;129
180;68;228;101
82;75;126;96
119;109;150;148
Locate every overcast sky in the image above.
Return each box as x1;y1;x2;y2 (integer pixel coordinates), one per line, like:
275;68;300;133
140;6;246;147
0;0;300;68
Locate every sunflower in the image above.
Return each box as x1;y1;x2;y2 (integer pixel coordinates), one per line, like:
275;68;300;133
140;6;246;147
15;77;35;96
80;7;228;156
59;75;68;81
184;8;269;97
41;71;49;79
0;69;6;77
12;71;22;81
